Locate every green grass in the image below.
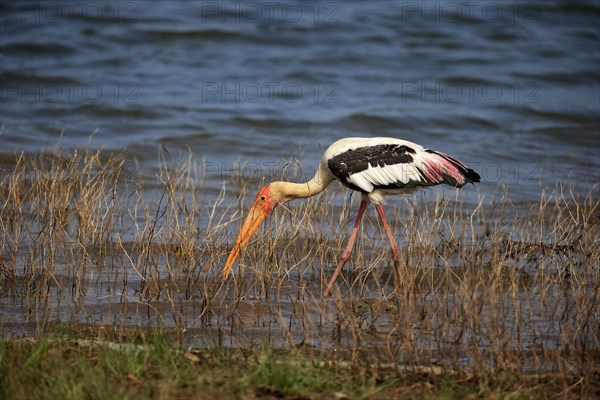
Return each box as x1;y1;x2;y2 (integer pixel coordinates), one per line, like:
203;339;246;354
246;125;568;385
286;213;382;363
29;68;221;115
0;328;595;400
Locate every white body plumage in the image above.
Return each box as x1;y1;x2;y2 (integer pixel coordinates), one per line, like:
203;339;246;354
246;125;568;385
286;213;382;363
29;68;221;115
322;137;479;204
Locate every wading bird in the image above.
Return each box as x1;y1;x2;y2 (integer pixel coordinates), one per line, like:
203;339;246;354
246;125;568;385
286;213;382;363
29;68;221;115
223;137;480;296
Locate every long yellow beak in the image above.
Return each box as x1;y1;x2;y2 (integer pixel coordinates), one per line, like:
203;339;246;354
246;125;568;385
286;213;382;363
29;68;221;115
222;199;271;280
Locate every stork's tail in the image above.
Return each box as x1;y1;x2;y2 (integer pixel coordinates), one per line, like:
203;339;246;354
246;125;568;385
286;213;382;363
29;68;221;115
424;150;480;188
463;167;481;184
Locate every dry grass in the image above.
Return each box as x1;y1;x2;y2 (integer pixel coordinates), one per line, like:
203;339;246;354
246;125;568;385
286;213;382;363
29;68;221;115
1;148;599;396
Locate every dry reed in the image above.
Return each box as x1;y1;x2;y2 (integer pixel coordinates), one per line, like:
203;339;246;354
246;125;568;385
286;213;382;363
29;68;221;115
1;148;598;392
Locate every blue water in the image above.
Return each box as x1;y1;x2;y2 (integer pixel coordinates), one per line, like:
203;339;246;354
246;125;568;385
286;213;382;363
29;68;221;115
1;0;599;202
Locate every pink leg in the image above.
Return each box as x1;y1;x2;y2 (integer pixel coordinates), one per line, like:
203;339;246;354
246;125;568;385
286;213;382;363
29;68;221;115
374;204;401;292
323;198;369;297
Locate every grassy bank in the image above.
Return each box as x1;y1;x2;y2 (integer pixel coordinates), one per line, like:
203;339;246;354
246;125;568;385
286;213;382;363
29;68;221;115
1;327;596;399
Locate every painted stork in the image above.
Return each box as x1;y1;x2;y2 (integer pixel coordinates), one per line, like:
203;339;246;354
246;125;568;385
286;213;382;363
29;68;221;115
223;137;480;296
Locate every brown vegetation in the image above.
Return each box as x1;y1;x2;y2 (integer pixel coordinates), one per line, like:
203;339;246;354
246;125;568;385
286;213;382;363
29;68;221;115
1;149;598;396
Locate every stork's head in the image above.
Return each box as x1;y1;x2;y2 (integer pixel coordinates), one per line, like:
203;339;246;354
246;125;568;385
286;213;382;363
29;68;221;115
222;183;288;279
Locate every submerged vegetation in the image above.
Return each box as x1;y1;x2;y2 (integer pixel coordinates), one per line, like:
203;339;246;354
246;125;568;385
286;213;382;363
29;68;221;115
1;149;599;398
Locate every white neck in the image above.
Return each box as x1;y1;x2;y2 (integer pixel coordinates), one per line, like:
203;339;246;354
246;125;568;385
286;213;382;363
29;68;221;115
270;162;336;201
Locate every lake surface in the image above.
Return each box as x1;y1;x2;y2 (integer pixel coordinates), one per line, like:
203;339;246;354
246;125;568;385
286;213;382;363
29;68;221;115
1;1;599;370
1;0;598;204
